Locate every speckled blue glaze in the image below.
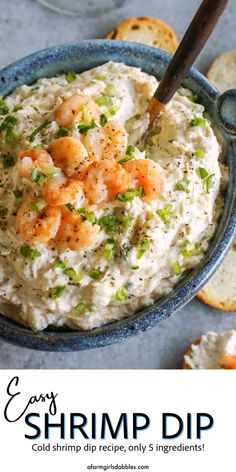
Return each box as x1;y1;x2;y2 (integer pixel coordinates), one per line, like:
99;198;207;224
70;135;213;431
0;40;236;352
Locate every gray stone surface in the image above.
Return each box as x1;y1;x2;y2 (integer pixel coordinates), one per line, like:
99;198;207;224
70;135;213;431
0;0;235;369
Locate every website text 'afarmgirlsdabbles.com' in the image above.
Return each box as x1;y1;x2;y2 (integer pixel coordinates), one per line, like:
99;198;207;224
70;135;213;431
87;465;149;470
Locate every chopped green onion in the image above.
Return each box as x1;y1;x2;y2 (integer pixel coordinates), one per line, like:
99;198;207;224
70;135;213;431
104;84;116;97
171;261;182;276
176;177;190;193
51;285;66;300
89;268;103;280
31;168;46;186
198;167;208;180
187;94;199;103
197;167;215;193
203;174;215;193
5;127;22;143
82;104;92;123
78;119;97;135
118;156;134;165
95;96;110;107
194;149;205;159
99;214;119;236
116;190;135;202
100;113;108;127
20;246;41;260
38;174;46;186
0;97;9;115
28;199;46;213
138;186;145;197
103;239;116;261
45;167;57;178
0;115;21;143
116;186;144;202
29;120;50;142
118;145;135;164
6;116;17;125
13;189;23;198
131;265;139;270
74;301;94;315
121;242;131;260
126;145;135;157
13;105;23;112
108;105;118;116
0;115;17;131
3;155;16;168
95;74;106;81
64;268;83;283
157;204;174;224
66;204;97;224
78;207;97;224
114;287;128;302
190;116;206;127
66;71;76;83
53;259;67;269
66;203;75;212
121;215;134;228
181;240;200;259
57;126;69;137
34;144;43;151
136;238;150;259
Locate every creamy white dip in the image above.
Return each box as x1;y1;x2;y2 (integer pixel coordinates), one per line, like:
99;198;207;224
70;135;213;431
184;330;236;369
0;62;221;330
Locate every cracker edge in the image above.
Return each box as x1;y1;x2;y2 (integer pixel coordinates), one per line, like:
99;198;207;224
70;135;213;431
105;16;178;52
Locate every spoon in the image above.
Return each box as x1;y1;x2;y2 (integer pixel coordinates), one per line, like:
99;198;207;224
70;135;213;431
147;0;229;132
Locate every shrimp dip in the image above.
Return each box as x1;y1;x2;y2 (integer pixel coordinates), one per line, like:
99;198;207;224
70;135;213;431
0;61;222;330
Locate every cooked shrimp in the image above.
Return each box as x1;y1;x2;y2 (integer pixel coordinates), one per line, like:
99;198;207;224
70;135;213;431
43;174;84;207
49;137;89;178
56;207;100;251
19;148;55;179
16;198;61;245
83;121;128;161
219;354;236;369
55;92;100;128
83;159;130;205
123;159;162;202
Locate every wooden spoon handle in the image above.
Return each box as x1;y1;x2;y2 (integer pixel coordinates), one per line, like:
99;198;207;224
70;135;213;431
148;0;229;125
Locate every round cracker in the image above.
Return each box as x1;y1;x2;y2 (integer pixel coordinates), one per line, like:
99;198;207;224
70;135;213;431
207;49;236;91
197;241;236;311
106;16;178;54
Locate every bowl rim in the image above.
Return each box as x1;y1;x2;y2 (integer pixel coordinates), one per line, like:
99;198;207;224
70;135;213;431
0;39;236;352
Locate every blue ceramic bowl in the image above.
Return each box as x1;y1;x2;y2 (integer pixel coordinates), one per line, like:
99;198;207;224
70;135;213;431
0;40;236;351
